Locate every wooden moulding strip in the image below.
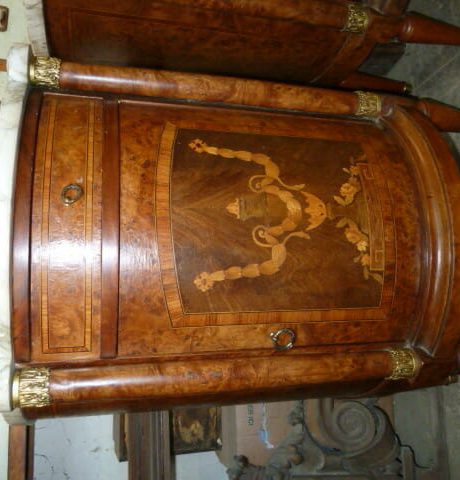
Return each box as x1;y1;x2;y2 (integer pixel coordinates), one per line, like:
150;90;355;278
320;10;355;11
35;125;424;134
100;100;120;358
41;351;395;412
383;108;454;356
12;90;43;363
58;62;365;117
402;109;460;358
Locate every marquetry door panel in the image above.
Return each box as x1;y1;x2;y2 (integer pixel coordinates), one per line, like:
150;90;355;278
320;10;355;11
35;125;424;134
115;100;419;358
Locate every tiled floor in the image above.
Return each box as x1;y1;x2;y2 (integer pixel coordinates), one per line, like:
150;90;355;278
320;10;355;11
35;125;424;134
387;1;460;478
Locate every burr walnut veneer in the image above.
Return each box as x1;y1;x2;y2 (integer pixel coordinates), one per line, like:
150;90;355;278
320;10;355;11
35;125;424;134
42;0;460;94
10;66;460;418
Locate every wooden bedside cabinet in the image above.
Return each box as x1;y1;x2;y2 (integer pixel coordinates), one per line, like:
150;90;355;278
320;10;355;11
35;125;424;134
8;57;460;419
42;0;460;93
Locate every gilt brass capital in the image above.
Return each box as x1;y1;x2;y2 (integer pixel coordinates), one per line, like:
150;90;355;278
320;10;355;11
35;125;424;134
355;91;382;117
342;3;369;34
12;368;51;408
386;348;421;380
29;56;61;88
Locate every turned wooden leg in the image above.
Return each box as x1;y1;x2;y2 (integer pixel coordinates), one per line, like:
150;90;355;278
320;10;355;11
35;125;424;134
417;99;460;133
399;13;460;45
340;72;411;94
127;412;172;480
8;425;34;480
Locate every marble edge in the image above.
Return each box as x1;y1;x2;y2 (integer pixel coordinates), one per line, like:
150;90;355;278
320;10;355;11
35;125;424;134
23;0;49;57
0;62;29;412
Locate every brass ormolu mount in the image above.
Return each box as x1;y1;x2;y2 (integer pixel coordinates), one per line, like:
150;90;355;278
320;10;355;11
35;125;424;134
29;55;61;88
342;3;370;34
386;348;422;381
355;90;382;117
12;368;51;409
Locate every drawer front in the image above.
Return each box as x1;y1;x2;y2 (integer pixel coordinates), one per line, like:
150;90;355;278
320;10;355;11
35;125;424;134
30;94;102;358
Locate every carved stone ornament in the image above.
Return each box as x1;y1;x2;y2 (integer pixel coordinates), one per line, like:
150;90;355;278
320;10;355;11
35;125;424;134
386;348;421;380
12;367;51;408
227;399;416;479
29;56;61;88
355;90;382;117
342;3;370;34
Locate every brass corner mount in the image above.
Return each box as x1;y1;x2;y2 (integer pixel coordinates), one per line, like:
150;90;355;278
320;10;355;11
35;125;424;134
386;348;422;381
342;3;369;34
355;91;382;117
29;56;62;88
12;367;51;409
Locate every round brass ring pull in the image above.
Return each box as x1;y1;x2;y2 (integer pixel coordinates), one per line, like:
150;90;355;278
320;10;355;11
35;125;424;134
270;328;296;351
61;183;83;205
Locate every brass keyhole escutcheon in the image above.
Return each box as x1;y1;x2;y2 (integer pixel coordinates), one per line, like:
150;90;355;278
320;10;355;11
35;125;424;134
270;328;296;351
61;184;83;205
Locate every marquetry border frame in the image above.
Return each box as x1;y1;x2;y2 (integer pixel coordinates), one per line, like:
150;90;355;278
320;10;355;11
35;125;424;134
155;120;396;329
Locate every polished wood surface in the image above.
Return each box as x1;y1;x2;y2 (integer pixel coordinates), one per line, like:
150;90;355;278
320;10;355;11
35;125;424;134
11;74;460;416
58;62;360;116
416;99;460;133
43;0;460;94
101;99;120;359
398;13;460;45
8;425;34;480
54;60;460;133
340;72;410;94
127;412;172;480
117;99;404;353
43;0;373;86
12;90;43;363
145;0;351;28
113;413;128;462
29;93;103;361
405;110;460;357
22;351;392;418
382;108;453;356
368;0;409;15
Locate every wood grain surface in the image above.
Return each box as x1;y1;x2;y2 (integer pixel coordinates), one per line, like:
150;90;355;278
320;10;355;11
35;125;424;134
12;90;43;363
43;0;367;86
25;350;393;418
101;100;121;358
43;0;460;95
12;81;460;415
29;93;103;360
8;425;34;480
58;62;361;116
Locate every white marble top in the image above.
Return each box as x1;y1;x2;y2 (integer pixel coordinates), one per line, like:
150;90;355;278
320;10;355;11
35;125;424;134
24;0;49;57
0;44;29;413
